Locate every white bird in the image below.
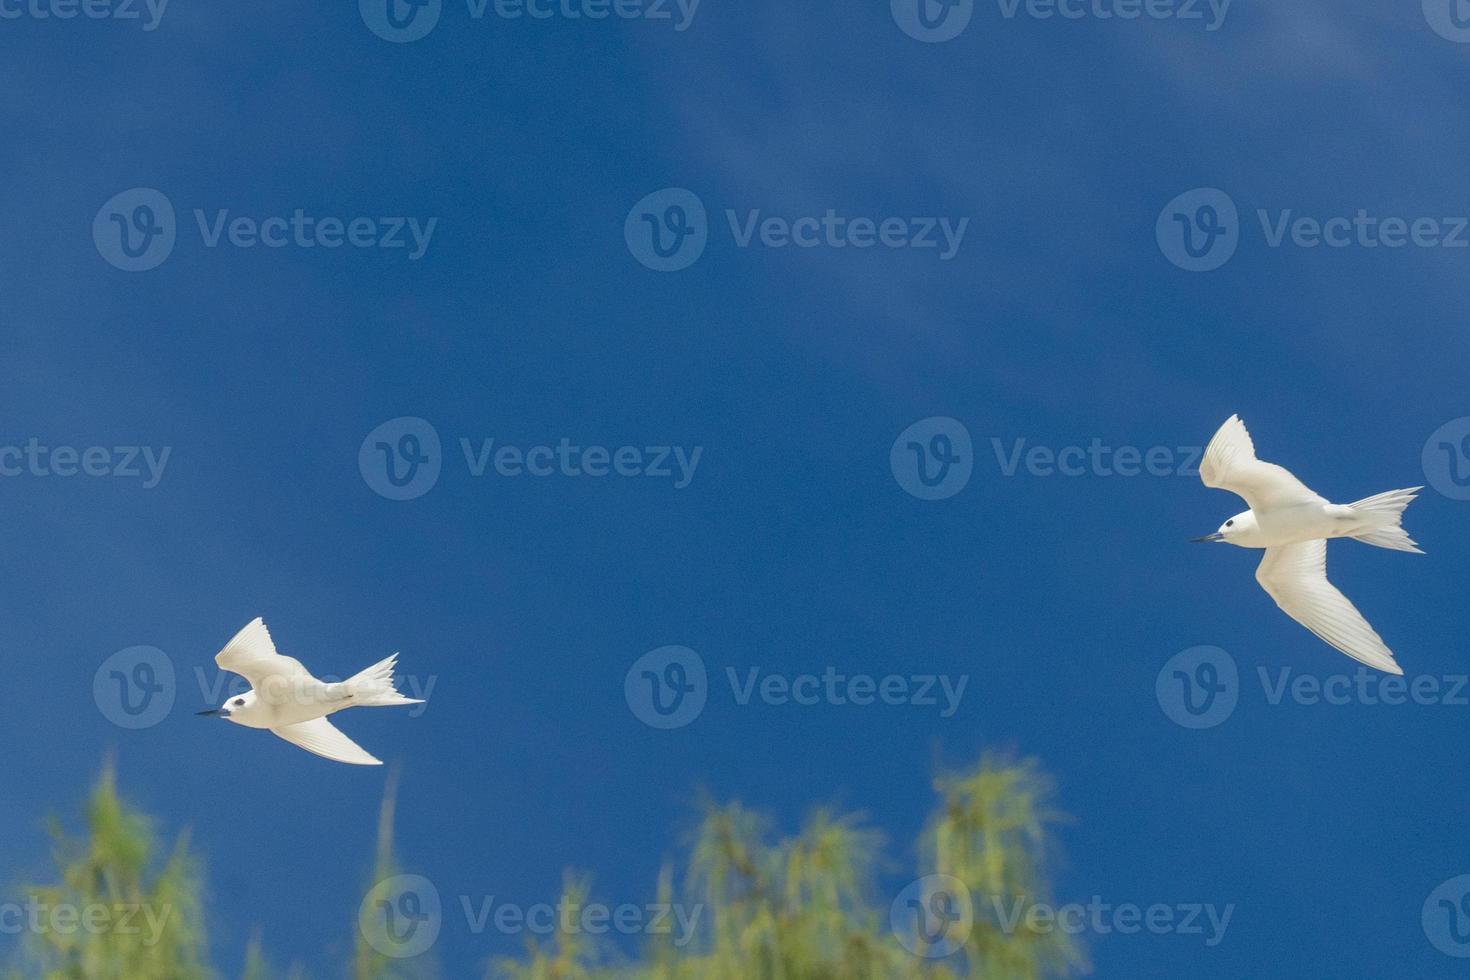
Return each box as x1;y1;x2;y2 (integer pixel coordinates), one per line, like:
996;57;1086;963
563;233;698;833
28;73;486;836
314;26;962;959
198;618;423;765
1194;415;1423;675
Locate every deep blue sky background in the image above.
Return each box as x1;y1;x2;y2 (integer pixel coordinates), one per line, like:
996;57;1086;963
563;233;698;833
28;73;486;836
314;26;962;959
4;1;1470;976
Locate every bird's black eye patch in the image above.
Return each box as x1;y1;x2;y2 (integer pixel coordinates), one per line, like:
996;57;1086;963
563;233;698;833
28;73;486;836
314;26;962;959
1225;520;1234;527
233;698;245;707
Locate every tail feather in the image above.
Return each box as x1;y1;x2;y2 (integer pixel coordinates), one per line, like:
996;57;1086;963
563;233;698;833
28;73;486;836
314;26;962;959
345;653;424;707
1348;487;1425;554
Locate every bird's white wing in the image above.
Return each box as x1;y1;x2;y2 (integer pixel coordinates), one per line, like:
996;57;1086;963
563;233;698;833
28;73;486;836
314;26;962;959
1255;540;1403;675
1200;415;1325;512
215;618;313;696
271;718;383;766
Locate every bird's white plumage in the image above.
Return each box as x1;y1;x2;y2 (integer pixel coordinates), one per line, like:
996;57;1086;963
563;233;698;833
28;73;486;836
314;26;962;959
1200;414;1325;512
272;717;383;766
214;617;311;698
208;617;422;765
1254;540;1402;675
1196;415;1421;674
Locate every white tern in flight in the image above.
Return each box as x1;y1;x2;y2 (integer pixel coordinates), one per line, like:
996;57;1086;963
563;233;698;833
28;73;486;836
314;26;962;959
1194;415;1422;675
198;617;423;765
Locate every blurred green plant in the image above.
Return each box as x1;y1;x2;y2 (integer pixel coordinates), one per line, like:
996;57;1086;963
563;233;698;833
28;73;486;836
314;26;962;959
2;761;208;980
4;753;1079;980
491;753;1084;980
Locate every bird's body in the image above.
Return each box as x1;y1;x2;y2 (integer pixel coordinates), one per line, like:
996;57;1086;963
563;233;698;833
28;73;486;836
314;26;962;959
1195;415;1422;675
200;618;423;765
1222;500;1374;550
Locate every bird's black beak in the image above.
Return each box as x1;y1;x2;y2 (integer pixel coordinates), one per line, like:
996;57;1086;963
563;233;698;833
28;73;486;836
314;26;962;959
1191;533;1224;543
196;708;223;716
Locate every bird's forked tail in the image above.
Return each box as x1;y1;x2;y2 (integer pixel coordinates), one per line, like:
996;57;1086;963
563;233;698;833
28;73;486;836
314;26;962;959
1347;487;1424;554
345;653;424;707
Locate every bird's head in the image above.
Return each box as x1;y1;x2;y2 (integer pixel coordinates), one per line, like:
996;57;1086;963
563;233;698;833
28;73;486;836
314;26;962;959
1193;510;1257;547
197;691;255;724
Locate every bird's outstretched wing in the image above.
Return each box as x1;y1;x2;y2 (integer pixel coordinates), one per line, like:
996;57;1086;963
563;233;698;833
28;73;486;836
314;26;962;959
215;618;312;697
271;717;383;766
1200;415;1325;512
1255;540;1403;675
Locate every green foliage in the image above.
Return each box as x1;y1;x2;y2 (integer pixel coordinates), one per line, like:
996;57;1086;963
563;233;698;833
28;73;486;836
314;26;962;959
490;754;1084;980
4;754;1080;980
8;761;209;980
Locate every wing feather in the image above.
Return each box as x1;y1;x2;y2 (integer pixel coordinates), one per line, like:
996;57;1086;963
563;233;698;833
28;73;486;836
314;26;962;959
214;618;312;696
271;717;383;766
1200;415;1324;512
1255;540;1403;675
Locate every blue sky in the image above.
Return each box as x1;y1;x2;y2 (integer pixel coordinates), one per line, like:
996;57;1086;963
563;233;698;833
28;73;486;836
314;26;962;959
5;0;1470;975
